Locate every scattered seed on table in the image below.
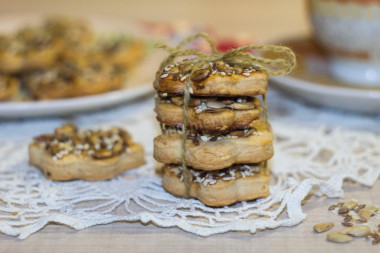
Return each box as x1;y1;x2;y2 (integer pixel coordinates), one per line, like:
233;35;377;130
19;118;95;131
344;201;358;210
347;225;370;237
356;218;367;223
327;232;353;243
359;209;374;219
338;207;349;214
344;216;352;222
342;222;353;227
338;227;353;235
355;204;366;213
313;222;334;233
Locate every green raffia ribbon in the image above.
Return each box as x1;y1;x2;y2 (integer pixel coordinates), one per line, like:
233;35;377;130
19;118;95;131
155;33;296;199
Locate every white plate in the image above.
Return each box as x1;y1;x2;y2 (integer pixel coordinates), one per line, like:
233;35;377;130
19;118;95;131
0;14;158;118
268;37;380;114
270;76;380;114
0;84;154;118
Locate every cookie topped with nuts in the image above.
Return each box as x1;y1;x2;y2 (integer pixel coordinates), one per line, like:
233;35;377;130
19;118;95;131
0;27;60;73
29;123;145;181
154;59;268;97
155;95;263;131
42;17;93;47
23;58;125;100
162;163;269;207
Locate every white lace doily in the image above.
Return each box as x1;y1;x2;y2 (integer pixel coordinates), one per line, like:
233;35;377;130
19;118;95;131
0;89;379;239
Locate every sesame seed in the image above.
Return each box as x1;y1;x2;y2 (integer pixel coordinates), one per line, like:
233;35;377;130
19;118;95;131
220;72;226;76
189;87;194;94
243;72;250;77
160;73;169;78
200;136;209;142
180;75;187;81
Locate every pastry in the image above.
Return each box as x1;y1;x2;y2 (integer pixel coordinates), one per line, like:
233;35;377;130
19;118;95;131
96;37;145;68
0;74;19;101
0;27;59;73
24;59;125;100
154;122;273;171
153;60;268;96
155;95;262;131
43;17;94;47
29;123;145;181
153;33;295;206
162;164;269;207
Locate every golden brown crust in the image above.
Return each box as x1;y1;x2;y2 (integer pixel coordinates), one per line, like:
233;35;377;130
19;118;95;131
153;71;268;96
154;130;273;171
24;61;125;100
0;45;59;74
26;74;124;100
162;166;269;206
0;77;19;101
29;142;145;181
155;98;262;131
103;40;145;68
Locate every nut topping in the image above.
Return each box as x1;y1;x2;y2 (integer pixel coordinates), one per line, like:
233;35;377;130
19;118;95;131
190;69;210;82
34;123;130;161
228;102;256;110
206;101;226;109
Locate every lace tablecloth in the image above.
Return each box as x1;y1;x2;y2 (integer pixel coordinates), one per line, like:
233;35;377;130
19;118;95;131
0;88;379;239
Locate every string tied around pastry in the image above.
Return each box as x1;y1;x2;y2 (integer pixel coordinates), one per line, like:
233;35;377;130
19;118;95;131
155;33;296;199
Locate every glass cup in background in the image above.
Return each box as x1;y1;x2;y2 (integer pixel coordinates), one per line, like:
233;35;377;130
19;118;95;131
309;0;380;87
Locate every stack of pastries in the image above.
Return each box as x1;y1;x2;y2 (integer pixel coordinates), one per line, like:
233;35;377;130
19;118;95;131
153;59;273;206
0;17;145;101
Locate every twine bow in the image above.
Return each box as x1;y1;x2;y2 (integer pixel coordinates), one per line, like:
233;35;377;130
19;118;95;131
155;33;296;75
155;33;296;199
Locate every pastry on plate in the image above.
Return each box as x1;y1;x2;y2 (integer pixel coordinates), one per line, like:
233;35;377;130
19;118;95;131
0;74;19;101
24;58;125;100
29;123;145;181
0;28;60;73
154;122;273;171
96;37;145;68
43;17;94;48
162;164;269;207
153;60;268;96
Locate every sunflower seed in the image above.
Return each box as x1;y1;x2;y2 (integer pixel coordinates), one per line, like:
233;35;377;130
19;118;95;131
344;201;358;210
359;209;374;219
355;204;366;213
313;222;334;233
327;232;353;243
338;227;353;235
347;225;370;237
344;216;352;222
356;218;367;223
206;101;226;109
338;207;349;214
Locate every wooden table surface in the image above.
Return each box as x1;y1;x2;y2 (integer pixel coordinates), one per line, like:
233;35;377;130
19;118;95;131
1;1;379;252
